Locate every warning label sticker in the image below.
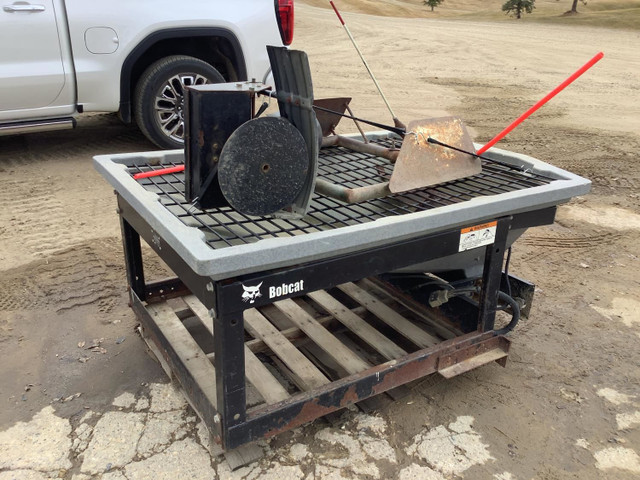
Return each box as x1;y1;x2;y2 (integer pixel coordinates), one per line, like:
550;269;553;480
459;221;497;252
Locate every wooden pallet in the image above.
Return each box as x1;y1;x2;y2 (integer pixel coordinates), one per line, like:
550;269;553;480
140;278;508;465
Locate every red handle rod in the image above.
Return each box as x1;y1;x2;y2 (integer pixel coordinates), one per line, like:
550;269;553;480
330;1;345;25
133;165;185;180
476;51;604;156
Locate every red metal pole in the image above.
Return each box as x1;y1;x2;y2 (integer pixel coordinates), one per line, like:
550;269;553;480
476;52;604;156
329;0;345;24
133;165;185;180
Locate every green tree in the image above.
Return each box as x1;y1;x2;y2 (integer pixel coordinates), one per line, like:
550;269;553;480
423;0;444;12
502;0;535;19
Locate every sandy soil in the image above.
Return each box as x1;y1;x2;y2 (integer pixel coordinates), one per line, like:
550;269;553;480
1;4;639;479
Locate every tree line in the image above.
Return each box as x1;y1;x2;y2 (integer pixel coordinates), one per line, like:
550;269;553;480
424;0;589;19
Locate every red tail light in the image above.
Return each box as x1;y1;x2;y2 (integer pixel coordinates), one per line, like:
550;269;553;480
276;0;294;46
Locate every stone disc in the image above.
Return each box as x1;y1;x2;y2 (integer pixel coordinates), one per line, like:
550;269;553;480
218;117;309;216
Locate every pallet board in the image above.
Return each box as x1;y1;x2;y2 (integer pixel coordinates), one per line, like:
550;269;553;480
244;307;329;392
138;278;509;461
183;295;290;404
152;280;458;410
273;298;371;375
307;290;407;361
337;282;441;348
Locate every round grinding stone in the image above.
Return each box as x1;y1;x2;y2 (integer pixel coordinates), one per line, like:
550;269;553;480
218;117;309;216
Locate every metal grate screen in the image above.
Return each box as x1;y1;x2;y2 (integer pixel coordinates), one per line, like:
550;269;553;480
129;139;554;250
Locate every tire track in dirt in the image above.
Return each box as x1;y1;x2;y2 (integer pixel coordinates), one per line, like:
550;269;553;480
0;179;84;261
0;239;124;313
589;175;639;191
519;232;623;250
39;241;124;313
0;115;169;316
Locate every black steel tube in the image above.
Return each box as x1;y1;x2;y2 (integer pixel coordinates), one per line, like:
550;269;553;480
477;218;511;332
312;105;405;136
119;213;146;303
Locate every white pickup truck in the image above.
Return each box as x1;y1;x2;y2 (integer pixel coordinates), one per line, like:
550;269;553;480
0;0;293;148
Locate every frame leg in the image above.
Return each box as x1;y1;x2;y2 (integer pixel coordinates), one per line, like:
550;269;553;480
213;308;247;448
478;217;510;332
120;216;146;303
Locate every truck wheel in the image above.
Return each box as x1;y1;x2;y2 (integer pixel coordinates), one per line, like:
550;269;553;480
134;55;224;149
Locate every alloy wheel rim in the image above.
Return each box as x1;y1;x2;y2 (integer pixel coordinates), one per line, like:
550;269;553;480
154;73;209;143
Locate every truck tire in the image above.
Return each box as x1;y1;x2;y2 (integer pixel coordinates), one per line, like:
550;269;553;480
134;55;225;149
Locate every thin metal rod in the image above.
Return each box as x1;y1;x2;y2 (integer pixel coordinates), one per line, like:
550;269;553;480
313;105;405;136
329;1;397;121
345;104;368;143
423;136;527;172
313;105;527;172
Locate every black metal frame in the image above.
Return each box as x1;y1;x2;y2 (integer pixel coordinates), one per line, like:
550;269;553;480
118;189;555;450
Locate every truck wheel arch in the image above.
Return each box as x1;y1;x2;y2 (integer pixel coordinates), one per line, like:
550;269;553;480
119;28;246;124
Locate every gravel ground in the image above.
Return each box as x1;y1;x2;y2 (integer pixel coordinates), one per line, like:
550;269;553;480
0;4;639;479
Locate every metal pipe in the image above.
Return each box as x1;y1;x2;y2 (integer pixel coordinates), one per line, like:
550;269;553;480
322;135;399;163
315;178;391;203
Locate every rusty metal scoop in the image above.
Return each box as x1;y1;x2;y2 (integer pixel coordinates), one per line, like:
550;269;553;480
389;117;481;193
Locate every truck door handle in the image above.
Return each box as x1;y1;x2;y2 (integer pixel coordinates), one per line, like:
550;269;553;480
3;4;45;12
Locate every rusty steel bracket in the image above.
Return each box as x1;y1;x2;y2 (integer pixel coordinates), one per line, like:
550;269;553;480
437;335;511;379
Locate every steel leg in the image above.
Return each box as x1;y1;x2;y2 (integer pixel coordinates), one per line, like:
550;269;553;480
120;216;146;303
477;217;511;332
213;301;247;448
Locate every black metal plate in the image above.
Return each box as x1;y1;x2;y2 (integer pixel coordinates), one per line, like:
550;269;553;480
184;86;252;208
267;46;319;216
218;117;310;217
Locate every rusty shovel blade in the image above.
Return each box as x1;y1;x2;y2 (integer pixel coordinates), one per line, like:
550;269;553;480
389;117;481;193
313;97;351;137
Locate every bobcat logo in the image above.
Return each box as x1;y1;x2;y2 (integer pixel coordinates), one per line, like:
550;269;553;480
241;282;263;304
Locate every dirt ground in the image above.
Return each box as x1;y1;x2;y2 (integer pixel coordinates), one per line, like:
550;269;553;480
1;4;639;479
